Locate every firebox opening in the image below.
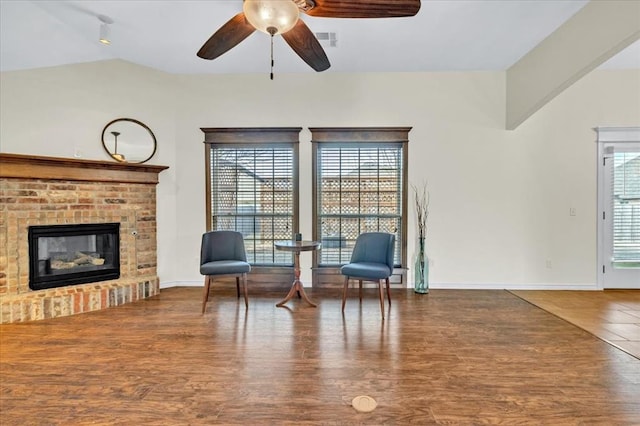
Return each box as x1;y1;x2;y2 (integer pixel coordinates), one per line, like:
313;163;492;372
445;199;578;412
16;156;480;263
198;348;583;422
28;223;120;291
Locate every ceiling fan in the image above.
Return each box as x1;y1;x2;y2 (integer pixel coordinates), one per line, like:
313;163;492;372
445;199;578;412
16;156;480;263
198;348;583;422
197;0;421;75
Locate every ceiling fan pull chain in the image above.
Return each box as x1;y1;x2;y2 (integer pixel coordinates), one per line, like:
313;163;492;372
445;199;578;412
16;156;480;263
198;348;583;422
267;26;277;80
270;34;274;80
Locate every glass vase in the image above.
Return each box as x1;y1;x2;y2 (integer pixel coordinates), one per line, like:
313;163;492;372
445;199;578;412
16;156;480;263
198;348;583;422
414;237;429;294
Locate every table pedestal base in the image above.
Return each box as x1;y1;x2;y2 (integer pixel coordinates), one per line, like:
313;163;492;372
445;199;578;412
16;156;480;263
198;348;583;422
275;241;320;308
276;279;317;308
275;246;317;308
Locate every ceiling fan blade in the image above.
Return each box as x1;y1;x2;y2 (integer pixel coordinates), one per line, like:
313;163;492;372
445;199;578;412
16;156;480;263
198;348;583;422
305;0;420;18
282;20;330;72
197;13;255;60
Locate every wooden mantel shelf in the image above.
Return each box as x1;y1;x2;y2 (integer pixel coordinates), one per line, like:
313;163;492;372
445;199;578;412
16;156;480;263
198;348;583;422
0;153;169;184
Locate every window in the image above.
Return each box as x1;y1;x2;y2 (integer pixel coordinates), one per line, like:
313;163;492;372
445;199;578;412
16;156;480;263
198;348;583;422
310;127;410;286
612;149;640;268
596;127;640;289
203;128;300;266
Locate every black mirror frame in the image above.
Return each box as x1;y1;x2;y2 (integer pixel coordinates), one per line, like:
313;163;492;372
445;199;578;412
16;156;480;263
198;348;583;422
101;118;157;164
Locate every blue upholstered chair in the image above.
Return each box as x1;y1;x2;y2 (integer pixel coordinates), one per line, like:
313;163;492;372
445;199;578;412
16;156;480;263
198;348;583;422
200;230;251;313
341;232;395;319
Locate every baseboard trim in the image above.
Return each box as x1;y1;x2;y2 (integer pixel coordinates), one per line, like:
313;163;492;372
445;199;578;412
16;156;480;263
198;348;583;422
160;280;599;291
161;280;201;289
427;282;598;290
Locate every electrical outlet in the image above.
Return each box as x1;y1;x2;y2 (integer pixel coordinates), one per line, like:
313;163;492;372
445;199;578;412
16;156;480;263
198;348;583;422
546;259;552;269
569;207;576;216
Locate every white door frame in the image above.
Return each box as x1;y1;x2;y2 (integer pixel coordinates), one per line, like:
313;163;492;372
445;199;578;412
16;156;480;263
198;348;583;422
595;126;640;289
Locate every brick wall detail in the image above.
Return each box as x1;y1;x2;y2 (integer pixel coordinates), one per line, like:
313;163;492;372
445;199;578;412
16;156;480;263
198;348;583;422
0;177;161;323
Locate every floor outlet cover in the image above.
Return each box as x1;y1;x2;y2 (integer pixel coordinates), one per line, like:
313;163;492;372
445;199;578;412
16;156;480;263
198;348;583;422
352;395;377;413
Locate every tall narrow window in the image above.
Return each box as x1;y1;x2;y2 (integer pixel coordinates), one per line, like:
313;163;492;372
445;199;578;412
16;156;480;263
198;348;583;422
596;127;640;289
611;149;640;267
310;127;410;287
203;128;300;267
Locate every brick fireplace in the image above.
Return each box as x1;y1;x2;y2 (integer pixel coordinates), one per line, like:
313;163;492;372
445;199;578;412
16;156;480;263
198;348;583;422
0;153;168;323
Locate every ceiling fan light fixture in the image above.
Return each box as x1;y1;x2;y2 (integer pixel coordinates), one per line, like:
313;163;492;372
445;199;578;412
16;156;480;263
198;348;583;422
243;0;300;35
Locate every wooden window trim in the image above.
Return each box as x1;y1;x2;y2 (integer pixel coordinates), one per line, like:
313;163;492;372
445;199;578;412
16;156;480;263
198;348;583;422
310;127;411;288
202;127;301;282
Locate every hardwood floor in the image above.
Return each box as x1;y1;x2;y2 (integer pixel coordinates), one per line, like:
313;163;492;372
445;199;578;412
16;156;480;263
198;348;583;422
1;287;639;425
511;290;640;359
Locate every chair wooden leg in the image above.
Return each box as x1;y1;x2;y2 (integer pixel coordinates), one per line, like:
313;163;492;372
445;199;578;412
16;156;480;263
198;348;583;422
359;280;363;302
241;273;248;308
236;276;240;298
201;276;211;314
385;277;391;305
342;276;350;312
378;279;385;320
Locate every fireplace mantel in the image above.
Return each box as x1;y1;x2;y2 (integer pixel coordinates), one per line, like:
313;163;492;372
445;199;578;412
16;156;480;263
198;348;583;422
0;153;168;184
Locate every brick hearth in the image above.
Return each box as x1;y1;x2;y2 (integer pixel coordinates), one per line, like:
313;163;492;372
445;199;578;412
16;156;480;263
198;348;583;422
0;154;168;323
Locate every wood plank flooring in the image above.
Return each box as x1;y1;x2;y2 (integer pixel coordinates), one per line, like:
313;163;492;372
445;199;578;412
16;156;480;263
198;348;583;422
1;288;640;425
511;290;640;359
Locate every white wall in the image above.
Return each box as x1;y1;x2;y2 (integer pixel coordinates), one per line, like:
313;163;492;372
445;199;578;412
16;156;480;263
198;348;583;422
2;60;639;289
0;60;180;285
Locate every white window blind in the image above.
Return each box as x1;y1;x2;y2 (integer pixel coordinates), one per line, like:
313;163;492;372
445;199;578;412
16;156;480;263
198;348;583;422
210;146;294;265
611;149;640;267
316;144;403;266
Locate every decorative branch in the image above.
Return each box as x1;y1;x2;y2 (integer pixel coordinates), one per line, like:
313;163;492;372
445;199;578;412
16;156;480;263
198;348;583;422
411;181;429;241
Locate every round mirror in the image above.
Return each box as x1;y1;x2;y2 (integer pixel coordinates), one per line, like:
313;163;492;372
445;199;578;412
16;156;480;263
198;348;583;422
101;118;157;164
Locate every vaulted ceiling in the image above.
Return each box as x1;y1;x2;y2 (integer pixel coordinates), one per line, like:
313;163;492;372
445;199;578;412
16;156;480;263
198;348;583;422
1;0;638;75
